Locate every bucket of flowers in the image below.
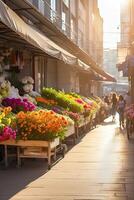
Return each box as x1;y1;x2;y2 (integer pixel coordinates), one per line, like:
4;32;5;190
15;109;69;159
2;98;36;113
16;109;69;141
0;107;16;142
42;88;83;113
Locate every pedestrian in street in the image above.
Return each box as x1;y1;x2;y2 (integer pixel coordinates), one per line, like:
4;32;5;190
104;95;110;105
124;91;131;107
104;95;110;117
117;95;126;128
111;93;118;121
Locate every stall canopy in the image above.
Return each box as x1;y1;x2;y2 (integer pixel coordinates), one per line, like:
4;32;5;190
0;0;116;82
117;55;134;77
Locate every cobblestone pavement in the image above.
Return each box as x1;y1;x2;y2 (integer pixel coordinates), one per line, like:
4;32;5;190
1;117;134;200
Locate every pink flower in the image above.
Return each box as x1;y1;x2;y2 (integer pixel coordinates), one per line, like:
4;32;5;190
0;126;16;141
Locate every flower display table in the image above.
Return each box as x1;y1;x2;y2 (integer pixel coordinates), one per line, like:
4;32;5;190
64;124;76;144
0;138;60;169
65;125;75;138
76;115;88;136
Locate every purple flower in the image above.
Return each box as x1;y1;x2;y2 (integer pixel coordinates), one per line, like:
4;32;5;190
2;98;36;113
0;126;16;141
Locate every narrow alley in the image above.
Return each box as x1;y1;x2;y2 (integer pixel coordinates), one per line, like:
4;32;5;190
1;118;134;200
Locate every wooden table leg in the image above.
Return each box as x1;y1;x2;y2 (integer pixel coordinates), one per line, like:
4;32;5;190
17;146;21;168
47;143;51;169
75;125;79;138
53;147;56;161
73;134;76;144
4;145;8;168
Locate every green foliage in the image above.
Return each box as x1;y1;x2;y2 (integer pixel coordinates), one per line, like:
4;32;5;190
42;88;58;100
69;92;80;98
42;88;83;113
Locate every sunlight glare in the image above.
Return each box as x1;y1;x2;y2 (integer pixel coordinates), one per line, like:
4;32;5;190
119;0;127;6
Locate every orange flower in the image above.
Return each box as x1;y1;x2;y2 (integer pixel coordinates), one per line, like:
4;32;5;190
36;97;57;105
16;109;69;140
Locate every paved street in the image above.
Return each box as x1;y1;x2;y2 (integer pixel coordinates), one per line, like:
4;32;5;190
1;117;134;200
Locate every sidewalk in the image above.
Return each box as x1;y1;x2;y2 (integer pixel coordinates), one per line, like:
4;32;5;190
0;117;134;200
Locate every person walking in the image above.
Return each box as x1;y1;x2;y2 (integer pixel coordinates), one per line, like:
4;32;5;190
111;93;118;121
104;95;110;117
117;95;126;128
104;95;110;105
124;91;131;107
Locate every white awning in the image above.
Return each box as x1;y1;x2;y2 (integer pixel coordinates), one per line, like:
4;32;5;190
0;0;77;65
0;0;116;82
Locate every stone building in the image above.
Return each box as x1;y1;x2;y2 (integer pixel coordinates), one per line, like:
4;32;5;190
0;0;114;96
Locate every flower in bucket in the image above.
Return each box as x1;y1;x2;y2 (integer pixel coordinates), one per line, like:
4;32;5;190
2;98;36;113
63;110;80;123
0;107;17;141
36;96;57;106
0;126;16;141
16;110;69;140
21;76;34;84
0;80;10;98
42;88;83;113
125;105;134;120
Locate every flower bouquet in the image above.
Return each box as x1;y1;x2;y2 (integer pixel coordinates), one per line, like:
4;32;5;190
0;79;10;98
16;110;69;141
125;104;134;120
62;110;80;123
0;107;17;141
68;94;92;117
36;96;57;108
42;88;83;113
2;98;36;113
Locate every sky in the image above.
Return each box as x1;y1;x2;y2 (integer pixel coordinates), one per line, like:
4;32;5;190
98;0;121;49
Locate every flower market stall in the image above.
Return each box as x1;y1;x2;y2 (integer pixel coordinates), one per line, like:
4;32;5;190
125;105;134;139
0;72;106;168
0;107;69;168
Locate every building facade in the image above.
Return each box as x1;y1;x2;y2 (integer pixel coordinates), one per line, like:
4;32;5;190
117;0;131;63
117;0;134;101
0;0;111;97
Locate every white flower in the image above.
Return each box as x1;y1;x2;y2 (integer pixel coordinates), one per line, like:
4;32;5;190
23;84;33;93
6;81;11;88
29;84;33;92
23;84;30;93
27;76;34;84
8;86;21;98
21;77;28;84
21;76;34;84
1;81;6;89
30;91;41;97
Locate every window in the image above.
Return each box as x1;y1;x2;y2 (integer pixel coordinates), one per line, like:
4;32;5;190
63;0;69;7
62;12;66;31
71;16;77;42
62;3;70;35
51;0;57;22
70;0;76;17
34;56;46;93
78;1;86;49
51;0;56;11
38;0;45;15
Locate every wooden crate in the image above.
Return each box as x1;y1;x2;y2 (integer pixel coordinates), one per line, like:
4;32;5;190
0;138;60;169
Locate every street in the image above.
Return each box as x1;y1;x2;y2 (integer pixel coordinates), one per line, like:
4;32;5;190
0;117;134;200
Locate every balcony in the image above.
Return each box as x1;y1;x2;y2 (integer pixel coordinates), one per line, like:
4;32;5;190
3;0;100;69
27;0;87;52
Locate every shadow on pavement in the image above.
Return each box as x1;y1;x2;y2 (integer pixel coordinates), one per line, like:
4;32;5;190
0;159;49;200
